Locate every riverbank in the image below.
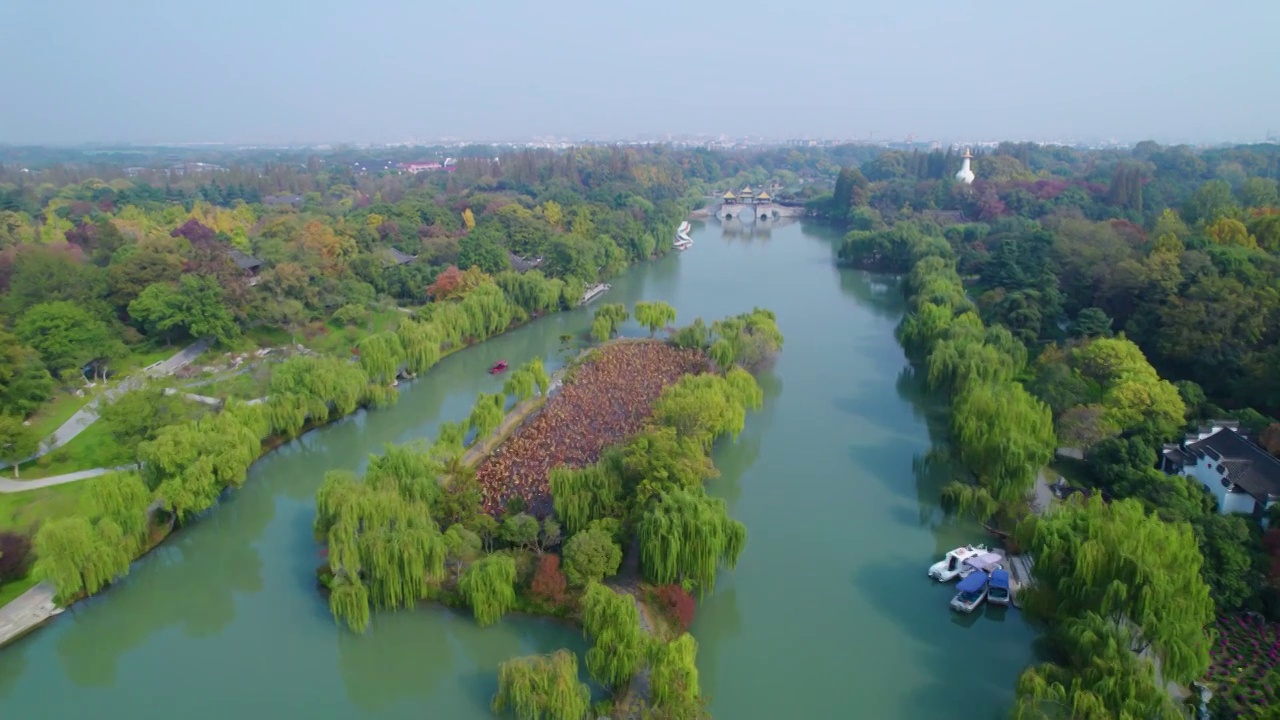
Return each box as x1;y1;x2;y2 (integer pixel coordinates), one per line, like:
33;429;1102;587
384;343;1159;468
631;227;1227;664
0;293;626;649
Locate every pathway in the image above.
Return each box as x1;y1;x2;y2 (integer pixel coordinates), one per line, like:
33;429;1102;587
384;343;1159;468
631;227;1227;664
2;338;210;472
0;466;134;493
0;581;62;648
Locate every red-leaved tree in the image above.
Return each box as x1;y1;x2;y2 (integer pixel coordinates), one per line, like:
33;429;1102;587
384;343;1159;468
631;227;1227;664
427;264;463;300
654;584;696;631
530;554;567;604
0;532;33;582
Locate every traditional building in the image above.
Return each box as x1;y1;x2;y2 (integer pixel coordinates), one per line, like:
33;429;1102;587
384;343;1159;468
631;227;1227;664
755;190;772;203
955;149;975;185
382;247;417;266
739;186;756;202
721;190;737;204
1161;421;1280;517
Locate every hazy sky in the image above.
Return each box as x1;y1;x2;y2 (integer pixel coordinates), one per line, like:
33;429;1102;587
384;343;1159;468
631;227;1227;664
2;0;1277;145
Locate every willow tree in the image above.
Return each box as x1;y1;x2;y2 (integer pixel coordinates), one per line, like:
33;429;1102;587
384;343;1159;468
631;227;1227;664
550;463;624;535
620;426;716;500
90;472;152;551
653;371;761;451
269;354;371;418
503;368;536;404
592;303;629;338
589;316;612;343
947;380;1055;510
315;470;447;632
634;300;677;337
1017;496;1213;684
1011;613;1183;720
525;357;551;396
581;582;643;688
459;553;517;626
926;336;1020;393
647;634;704;718
395;318;442;375
357;332;405;385
467;391;506;446
491;649;591;720
32;516;133;602
141;411;262;521
638;487;745;597
364;443;444;507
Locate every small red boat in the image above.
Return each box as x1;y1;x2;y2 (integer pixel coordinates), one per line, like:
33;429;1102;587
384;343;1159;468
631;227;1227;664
489;360;508;374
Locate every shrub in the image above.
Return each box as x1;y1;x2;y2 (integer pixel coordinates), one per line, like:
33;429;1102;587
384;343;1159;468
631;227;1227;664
562;528;622;587
530;554;567;604
653;584;696;631
0;532;33;581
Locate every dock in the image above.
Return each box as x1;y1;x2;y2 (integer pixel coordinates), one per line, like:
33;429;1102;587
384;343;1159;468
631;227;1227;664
580;283;610;305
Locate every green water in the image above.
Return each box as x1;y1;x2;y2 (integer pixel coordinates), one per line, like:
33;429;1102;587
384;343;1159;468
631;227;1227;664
0;219;1039;718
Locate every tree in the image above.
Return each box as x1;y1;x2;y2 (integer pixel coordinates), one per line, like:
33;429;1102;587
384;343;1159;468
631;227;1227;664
459;553;517;626
529;554;568;604
647;634;705;718
1011;613;1183;720
0;331;54;418
501;512;540;551
591;303;629;340
1070;307;1113;338
32;516;132;603
561;527;622;586
0;531;33;583
467;392;506;445
653;584;696;631
99;386;191;465
582;582;643;688
1017;496;1213;684
0;415;40;478
946;381;1056;514
357;332;405;385
491;649;591;720
634;301;677;337
638;487;745;597
1193;513;1259;609
90;472;153;552
15;301;123;379
461;208;476;231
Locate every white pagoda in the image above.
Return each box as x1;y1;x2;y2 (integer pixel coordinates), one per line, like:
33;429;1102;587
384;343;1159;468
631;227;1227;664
955;149;975;185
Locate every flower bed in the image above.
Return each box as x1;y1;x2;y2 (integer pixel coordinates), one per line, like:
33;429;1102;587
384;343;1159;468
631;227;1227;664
1207;614;1280;717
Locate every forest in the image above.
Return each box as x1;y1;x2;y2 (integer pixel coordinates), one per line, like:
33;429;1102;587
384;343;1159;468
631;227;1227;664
313;307;782;719
832;141;1280;718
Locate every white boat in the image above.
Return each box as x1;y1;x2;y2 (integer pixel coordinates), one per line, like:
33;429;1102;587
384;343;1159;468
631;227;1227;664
927;544;989;582
675;221;693;250
674;238;693;251
580;283;611;305
987;569;1012;607
950;571;989;613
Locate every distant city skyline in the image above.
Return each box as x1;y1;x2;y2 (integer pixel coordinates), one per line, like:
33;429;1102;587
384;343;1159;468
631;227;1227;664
2;0;1277;146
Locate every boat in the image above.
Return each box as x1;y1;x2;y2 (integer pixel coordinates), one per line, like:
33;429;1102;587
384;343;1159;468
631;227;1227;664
675;221;693;250
927;544;989;582
580;283;611;305
950;571;989;613
489;360;508;374
987;569;1011;607
674;237;693;251
963;551;1004;575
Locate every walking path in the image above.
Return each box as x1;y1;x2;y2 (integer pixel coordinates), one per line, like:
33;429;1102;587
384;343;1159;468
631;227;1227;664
0;581;61;648
1;338;210;473
0;466;134;493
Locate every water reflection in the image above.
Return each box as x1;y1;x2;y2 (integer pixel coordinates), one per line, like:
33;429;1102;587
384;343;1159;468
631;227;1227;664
839;269;907;320
336;610;452;710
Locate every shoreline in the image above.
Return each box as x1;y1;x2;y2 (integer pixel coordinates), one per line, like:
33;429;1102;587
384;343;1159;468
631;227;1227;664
0;274;672;649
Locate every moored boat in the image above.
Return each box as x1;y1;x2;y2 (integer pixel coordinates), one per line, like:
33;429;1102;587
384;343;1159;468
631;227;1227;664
950;571;989;613
928;544;989;582
489;360;508;374
987;569;1011;607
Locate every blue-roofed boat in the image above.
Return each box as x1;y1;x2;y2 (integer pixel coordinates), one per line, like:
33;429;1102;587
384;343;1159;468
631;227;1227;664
987;569;1011;607
949;571;989;613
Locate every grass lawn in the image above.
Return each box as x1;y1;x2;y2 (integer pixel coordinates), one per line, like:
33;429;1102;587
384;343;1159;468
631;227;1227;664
0;479;98;535
0;574;39;606
25;389;97;441
193;365;273;401
114;344;184;375
16;420;125;480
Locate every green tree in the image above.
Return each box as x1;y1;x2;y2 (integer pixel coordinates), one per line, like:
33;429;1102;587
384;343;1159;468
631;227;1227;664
458;553;517;626
128;275;240;344
395;319;442;375
591;303;629;339
467;392;506;445
1017;496;1213;684
99;386;192;465
1192;513;1259;609
32;516;133;602
501;512;540;551
0;331;54;418
945;381;1056;514
647;634;705;718
638;487;745;597
581;583;644;688
550;464;625;535
90;472;153;551
15;301;124;379
491;649;591;720
357;332;405;385
561;527;622;586
1070;307;1114;338
0;415;40;477
1011;613;1183;720
634;300;677;337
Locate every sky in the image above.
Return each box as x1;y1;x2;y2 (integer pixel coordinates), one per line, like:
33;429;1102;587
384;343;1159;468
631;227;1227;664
1;0;1277;146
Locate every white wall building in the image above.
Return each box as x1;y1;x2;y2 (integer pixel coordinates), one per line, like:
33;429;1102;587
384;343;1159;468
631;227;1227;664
1161;421;1280;517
